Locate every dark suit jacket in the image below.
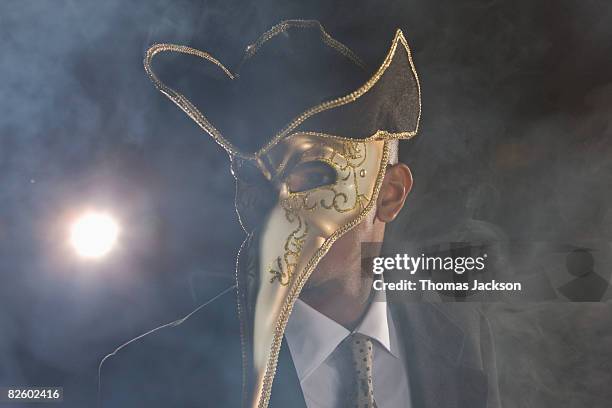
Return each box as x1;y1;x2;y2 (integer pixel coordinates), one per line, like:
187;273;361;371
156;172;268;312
99;286;500;408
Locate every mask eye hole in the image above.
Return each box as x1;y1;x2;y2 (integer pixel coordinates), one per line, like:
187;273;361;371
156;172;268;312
285;160;337;193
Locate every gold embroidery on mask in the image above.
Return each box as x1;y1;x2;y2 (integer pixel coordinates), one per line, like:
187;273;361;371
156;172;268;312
280;141;371;213
267;140;371;286
268;211;309;286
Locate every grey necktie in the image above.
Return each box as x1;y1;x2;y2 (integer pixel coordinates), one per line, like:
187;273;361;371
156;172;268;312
349;333;377;408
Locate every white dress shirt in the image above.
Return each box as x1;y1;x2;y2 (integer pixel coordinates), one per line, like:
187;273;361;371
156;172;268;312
285;295;411;408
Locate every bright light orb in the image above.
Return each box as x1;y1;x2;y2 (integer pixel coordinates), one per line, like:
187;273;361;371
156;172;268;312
70;212;119;259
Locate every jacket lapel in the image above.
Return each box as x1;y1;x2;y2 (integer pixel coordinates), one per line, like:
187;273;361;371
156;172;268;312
268;338;307;408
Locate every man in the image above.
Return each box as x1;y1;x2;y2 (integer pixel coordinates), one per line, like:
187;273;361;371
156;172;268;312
99;20;500;408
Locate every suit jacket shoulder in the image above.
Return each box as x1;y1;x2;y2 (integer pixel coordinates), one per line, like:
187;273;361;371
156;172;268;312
393;302;501;408
98;286;243;408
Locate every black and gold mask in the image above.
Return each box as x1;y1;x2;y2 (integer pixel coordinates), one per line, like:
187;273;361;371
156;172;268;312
144;20;421;408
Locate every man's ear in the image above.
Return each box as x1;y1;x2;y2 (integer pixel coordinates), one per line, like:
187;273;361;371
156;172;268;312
375;163;413;223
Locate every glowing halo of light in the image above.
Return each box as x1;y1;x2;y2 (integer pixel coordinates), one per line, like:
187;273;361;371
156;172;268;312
69;211;119;259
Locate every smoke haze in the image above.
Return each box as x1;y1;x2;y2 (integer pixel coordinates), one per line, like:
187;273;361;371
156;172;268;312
1;0;611;406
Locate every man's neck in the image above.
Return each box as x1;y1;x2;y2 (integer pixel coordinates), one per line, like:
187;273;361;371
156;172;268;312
299;275;374;330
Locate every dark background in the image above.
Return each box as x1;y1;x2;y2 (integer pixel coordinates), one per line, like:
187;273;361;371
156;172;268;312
1;0;611;407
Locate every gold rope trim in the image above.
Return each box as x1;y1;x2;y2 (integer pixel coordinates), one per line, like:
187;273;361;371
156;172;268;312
143;44;247;158
239;19;365;70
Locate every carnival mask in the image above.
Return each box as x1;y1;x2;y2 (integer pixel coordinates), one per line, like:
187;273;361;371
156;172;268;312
144;20;420;408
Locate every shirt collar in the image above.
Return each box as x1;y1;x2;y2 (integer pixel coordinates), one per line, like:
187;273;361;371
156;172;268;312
356;299;392;354
285;292;399;382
